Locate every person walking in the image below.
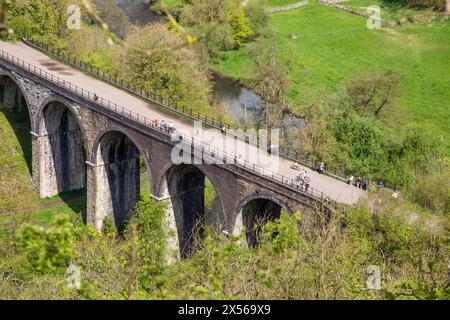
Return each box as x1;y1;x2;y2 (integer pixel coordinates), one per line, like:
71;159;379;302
318;162;325;174
168;121;174;134
347;175;354;185
304;177;310;192
160;120;166;130
362;179;369;191
299;169;307;182
295;176;303;190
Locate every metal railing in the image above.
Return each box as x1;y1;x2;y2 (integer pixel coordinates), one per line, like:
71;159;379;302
0;47;335;209
23;38;350;182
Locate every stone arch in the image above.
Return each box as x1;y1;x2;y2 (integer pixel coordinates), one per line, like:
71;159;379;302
0;73;34;176
35;95;86;145
0;72;34;127
235;193;294;248
90;128;153;232
34;98;87;197
159;163;226;259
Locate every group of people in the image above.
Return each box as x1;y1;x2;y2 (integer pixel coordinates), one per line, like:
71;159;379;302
290;163;311;192
346;176;369;190
151;118;175;134
294;168;310;192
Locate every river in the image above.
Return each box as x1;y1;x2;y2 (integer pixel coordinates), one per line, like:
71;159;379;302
212;75;307;131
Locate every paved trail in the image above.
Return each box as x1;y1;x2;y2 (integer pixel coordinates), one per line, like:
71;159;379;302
0;41;365;205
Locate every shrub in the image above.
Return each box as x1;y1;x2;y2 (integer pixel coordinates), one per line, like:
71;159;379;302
226;6;254;47
412;171;450;215
16;214;76;273
243;0;271;38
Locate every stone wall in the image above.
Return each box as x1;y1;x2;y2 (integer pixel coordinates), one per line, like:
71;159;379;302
266;1;309;13
317;0;395;26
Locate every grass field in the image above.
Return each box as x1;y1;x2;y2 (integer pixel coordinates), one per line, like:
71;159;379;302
212;1;450;151
0;102;86;241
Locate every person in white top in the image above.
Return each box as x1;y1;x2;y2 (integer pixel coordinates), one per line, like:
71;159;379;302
347;175;354;185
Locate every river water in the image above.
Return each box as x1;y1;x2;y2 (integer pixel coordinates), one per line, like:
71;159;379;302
117;0;164;26
212;75;307;131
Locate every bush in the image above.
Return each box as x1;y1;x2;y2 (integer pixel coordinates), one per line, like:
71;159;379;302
244;0;271;38
16;214;76;273
5;0;83;43
198;23;236;57
412;171;450;215
226;5;254;47
382;0;446;10
93;0;131;38
331;113;391;179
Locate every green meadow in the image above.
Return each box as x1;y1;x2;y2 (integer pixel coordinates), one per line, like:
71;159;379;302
212;2;450;151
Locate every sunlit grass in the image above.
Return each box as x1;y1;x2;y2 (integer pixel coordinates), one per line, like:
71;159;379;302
213;2;450;151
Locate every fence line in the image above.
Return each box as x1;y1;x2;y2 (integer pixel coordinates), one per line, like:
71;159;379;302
22;38;350;182
0;48;335;209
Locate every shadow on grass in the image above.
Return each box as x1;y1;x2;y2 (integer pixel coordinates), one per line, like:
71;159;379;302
49;188;88;224
0;107;33;176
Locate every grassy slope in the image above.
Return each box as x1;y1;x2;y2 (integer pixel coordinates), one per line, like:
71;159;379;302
0;102;86;241
212;2;450;150
0;108;38;213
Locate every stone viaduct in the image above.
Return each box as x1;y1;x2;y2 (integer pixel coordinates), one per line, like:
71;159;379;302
0;44;334;258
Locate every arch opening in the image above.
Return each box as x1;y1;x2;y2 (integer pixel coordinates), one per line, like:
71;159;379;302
39;101;87;197
164;164;225;259
240;198;290;248
0;75;32;174
94;131;150;233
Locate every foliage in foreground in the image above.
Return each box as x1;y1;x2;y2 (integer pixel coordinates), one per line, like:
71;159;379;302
0;194;448;300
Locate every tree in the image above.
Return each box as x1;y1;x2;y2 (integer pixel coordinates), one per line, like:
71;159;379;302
226;5;254;47
6;0;83;43
243;0;270;39
250;38;290;127
115;23;212;114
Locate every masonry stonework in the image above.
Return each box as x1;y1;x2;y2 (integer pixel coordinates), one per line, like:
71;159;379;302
0;59;332;259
